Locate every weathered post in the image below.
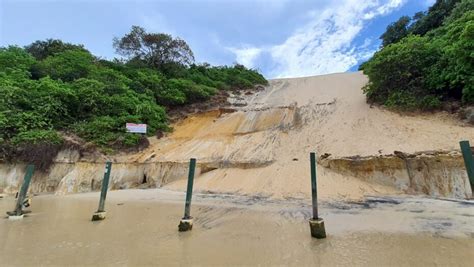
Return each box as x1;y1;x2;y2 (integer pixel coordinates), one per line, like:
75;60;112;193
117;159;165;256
7;164;35;219
179;158;196;231
308;153;326;238
91;161;112;221
460;140;474;197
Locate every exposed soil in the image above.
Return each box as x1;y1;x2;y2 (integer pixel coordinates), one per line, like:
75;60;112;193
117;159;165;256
166;85;265;123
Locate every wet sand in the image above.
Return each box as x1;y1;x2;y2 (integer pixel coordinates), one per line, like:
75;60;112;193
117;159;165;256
1;189;473;266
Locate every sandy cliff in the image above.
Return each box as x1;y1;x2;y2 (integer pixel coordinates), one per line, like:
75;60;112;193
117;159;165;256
1;72;473;199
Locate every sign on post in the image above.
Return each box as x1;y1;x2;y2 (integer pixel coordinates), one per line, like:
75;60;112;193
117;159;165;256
126;123;147;134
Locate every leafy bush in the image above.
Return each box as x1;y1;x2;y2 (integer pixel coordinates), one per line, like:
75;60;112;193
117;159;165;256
122;133;142;146
410;0;462;36
11;129;62;146
155;82;187;105
0;28;267;166
165;79;217;104
363;35;441;108
89;66;131;95
25;39;88;60
385;92;441;110
363;0;473;109
35;49;95;81
380;0;464;47
0;46;36;71
73;116;120;146
70;78;107;119
431;11;474;103
190;64;268;89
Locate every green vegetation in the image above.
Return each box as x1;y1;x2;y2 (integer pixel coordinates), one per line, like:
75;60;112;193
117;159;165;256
361;0;473;110
0;26;267;167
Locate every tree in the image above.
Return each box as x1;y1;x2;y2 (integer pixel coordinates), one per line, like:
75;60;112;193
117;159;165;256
113;26;195;71
380;16;411;47
410;0;462;35
25;39;87;60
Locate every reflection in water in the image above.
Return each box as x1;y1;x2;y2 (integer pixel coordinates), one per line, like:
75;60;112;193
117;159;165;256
1;190;473;266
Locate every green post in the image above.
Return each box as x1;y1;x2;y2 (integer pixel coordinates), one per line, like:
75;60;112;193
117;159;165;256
309;152;326;239
179;158;196;231
183;158;196;219
92;161;112;221
310;152;318;219
7;164;35;217
460;141;474;195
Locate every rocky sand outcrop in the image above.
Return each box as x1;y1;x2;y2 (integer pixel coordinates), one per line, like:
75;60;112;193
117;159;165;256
319;151;472;199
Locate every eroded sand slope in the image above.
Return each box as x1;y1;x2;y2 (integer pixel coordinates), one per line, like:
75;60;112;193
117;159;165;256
2;72;471;199
123;72;473;199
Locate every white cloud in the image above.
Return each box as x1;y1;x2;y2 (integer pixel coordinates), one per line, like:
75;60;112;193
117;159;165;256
227;46;262;68
364;0;405;19
228;0;406;78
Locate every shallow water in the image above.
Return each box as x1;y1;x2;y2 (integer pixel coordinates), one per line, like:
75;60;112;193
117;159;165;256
1;190;473;266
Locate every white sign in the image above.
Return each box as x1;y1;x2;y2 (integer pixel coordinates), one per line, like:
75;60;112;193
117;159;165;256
126;123;147;134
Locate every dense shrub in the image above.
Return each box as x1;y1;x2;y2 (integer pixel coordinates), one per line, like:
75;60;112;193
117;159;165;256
185;64;268;90
165;79;217;103
362;0;473;110
0;29;267;165
431;11;474;103
35;49;95;81
379;0;464;47
11;129;62;146
25;39;87;60
0;46;35;71
363;36;442;110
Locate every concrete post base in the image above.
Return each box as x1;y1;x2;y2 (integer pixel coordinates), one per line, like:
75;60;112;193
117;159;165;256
91;211;107;221
6;210;29;219
309;218;326;239
178;218;193;232
8;214;24;220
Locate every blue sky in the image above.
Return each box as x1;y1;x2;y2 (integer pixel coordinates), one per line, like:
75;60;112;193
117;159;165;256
1;0;435;78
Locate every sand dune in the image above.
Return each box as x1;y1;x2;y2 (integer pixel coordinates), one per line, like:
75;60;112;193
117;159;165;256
125;72;473;200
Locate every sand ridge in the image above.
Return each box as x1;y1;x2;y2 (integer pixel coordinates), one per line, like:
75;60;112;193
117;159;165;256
122;72;474;200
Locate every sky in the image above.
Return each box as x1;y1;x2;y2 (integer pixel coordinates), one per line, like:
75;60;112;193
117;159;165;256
0;0;436;78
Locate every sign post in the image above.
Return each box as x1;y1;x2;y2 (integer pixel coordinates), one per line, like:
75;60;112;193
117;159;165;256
126;123;147;134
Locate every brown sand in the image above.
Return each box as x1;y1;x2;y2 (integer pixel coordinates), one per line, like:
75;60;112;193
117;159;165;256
1;190;473;266
119;72;473;200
